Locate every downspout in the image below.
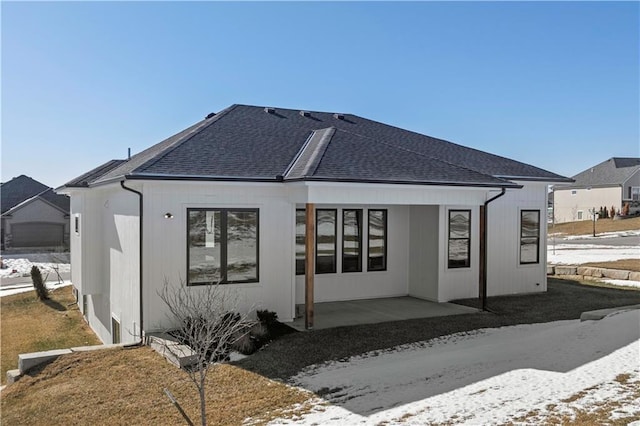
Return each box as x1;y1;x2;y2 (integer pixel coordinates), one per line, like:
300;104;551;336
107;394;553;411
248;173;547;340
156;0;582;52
120;180;144;343
479;187;506;312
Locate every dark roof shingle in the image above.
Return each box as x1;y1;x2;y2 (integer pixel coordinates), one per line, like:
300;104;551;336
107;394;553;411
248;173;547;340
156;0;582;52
2;175;69;214
557;157;640;189
65;104;571;188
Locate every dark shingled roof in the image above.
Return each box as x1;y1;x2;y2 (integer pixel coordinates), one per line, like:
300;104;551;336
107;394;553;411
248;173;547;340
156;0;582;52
64;104;571;188
63;159;128;188
556;157;640;189
1;175;69;214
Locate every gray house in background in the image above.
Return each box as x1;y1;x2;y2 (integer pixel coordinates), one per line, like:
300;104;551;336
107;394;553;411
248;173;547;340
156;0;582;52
553;158;640;223
1;175;70;250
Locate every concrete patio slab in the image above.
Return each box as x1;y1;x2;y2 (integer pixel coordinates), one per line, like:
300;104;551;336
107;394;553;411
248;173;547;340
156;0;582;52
290;296;479;331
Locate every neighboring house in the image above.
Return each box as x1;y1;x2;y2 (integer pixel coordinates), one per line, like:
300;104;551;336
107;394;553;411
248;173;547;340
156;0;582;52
1;175;70;250
57;104;571;344
553;158;640;223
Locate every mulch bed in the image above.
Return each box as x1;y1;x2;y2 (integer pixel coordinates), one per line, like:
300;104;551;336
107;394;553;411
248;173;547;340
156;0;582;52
234;278;640;381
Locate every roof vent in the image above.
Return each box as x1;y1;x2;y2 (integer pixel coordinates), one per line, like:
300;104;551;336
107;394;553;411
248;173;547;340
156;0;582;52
264;107;275;114
299;110;311;117
205;112;216;119
333;113;345;120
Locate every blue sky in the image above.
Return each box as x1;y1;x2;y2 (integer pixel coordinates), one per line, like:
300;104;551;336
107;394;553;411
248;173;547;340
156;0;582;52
2;1;638;188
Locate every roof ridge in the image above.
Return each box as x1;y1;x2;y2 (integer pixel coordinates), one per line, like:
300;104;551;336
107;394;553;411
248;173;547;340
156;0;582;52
131;104;239;175
283;128;336;179
333;127;513;186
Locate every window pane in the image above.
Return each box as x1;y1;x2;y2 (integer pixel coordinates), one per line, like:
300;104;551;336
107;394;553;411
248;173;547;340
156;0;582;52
226;211;258;282
316;210;337;274
448;210;471;268
189;210;221;284
449;239;470;268
520;210;540;264
449;211;470;239
520;238;539;263
521;211;540;237
343;210;362;273
368;210;387;271
295;210;305;275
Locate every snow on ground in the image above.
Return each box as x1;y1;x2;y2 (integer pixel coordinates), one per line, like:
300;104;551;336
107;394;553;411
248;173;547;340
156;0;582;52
273;310;640;425
0;253;70;278
602;279;640;289
547;243;639;265
547;228;640;265
0;280;72;298
549;229;640;240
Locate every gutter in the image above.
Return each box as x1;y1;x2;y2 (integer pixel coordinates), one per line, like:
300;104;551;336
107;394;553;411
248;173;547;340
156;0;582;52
120;181;144;343
479;188;506;312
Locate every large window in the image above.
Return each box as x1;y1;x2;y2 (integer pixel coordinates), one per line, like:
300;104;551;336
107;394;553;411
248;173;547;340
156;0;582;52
448;210;471;268
367;210;387;271
187;208;259;285
632;187;640;201
295;209;306;275
520;210;540;264
342;209;363;272
316;209;337;274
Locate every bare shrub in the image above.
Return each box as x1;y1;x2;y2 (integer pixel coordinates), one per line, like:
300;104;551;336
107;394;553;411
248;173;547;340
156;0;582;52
158;280;255;426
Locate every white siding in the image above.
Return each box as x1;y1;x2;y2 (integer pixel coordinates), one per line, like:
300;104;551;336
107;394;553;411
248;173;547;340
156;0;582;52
66;186;141;344
408;205;439;301
142;181;295;331
486;182;548;296
67;178;552;340
437;205;480;301
295;205;410;304
69;194;83;297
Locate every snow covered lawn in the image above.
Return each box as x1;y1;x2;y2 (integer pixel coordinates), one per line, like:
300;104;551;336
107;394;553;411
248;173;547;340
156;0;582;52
276;309;640;425
0;253;70;278
547;243;639;265
0;253;71;297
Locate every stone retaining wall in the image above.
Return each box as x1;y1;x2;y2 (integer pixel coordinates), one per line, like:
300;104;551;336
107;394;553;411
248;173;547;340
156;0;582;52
548;265;639;283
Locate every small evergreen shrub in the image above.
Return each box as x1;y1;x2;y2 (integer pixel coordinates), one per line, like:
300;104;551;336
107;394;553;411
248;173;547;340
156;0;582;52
256;309;278;326
31;265;49;301
232;323;269;355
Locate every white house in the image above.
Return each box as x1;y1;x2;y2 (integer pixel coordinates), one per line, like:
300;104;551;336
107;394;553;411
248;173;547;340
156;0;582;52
57;104;571;344
2;175;70;250
553;157;640;223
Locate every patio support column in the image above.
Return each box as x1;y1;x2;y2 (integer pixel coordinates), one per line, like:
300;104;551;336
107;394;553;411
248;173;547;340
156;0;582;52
305;203;315;329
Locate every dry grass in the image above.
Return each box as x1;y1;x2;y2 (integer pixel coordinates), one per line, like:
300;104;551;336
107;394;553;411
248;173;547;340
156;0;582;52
0;347;312;425
509;376;640;426
1;286;101;384
582;259;640;272
548;216;640;236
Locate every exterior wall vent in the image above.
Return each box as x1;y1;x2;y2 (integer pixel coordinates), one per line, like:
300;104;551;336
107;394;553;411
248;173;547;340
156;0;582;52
333;113;345;120
205;112;216;119
299;110;311;117
264;107;275;114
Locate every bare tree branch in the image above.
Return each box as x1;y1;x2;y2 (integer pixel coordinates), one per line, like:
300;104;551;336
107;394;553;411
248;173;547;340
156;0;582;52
158;279;255;426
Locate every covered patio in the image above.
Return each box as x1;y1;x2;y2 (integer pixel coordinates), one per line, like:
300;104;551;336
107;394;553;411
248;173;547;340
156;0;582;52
290;296;479;331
